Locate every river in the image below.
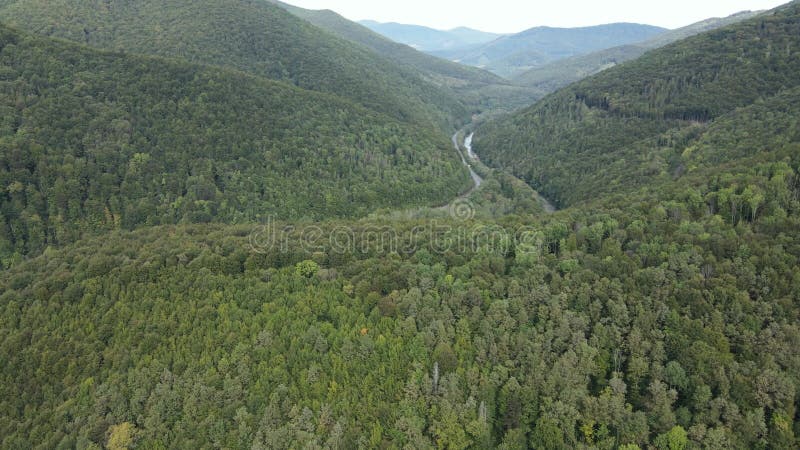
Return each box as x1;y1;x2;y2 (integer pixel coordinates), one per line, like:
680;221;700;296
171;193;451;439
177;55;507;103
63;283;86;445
452;132;482;191
464;133;478;160
460;131;557;213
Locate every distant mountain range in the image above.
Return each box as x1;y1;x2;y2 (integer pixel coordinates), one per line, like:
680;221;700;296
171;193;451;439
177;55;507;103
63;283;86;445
362;19;669;78
430;23;667;78
359;20;502;52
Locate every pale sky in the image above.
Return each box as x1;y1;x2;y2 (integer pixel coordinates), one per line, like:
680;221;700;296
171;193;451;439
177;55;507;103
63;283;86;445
281;0;790;33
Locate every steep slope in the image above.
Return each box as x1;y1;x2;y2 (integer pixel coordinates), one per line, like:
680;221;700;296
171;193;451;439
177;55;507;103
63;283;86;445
514;11;762;92
475;2;800;208
0;0;467;129
0;24;470;259
359;20;501;52
433;23;666;78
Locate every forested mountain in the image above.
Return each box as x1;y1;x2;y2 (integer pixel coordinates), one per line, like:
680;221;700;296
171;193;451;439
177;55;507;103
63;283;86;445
0;24;470;261
513;11;762;93
475;2;800;208
2;1;800;449
359;20;501;52
432;23;667;78
0;0;468;129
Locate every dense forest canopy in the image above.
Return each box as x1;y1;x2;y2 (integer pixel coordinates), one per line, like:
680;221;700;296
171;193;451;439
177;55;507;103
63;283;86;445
1;0;800;449
2;145;799;447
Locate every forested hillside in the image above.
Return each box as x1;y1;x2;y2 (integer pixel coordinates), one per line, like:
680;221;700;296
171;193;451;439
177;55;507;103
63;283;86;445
0;0;467;129
0;24;470;262
476;2;800;208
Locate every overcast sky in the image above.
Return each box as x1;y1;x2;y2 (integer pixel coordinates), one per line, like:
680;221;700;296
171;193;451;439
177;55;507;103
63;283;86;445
281;0;789;33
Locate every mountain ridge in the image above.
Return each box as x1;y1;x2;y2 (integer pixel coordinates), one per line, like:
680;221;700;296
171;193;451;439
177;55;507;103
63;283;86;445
431;22;667;77
268;0;504;87
512;10;763;92
358;19;502;52
0;0;469;130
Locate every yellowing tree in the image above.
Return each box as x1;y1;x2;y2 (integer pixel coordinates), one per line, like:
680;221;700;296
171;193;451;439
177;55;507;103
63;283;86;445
107;422;136;450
